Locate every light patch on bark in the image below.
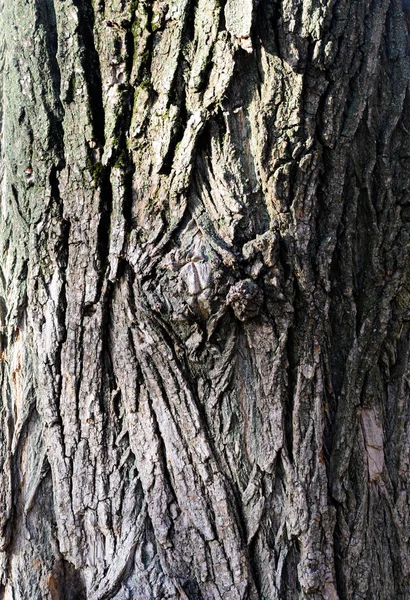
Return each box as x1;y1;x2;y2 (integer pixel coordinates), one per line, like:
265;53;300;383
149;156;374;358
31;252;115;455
360;407;385;483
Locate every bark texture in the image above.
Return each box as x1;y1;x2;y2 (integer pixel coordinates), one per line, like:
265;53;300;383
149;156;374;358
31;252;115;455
1;0;410;598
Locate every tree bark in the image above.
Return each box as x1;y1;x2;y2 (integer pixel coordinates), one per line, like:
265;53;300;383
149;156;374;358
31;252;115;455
0;0;410;598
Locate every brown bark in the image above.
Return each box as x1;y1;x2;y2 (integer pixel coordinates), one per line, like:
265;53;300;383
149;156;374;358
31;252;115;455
0;0;410;598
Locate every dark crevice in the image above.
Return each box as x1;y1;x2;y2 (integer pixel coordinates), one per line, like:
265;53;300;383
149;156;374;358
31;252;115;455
111;86;134;147
105;10;136;244
72;0;105;145
156;0;198;176
121;158;135;233
34;0;61;99
49;167;69;418
284;321;296;463
96;0;106;15
256;0;284;60
132;1;154;89
217;0;227;32
280;539;301;598
181;579;204;600
65;74;76;105
98;280;116;424
18;108;25;125
195;56;214;95
95;168;113;300
156;0;195;177
34;0;65;157
157;87;188;176
60;558;87;600
124;14;135;78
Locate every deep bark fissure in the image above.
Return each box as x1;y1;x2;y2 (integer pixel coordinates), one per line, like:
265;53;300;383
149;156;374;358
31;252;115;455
72;0;105;145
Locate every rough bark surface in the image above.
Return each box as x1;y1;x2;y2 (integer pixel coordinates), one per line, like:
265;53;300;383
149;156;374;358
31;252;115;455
0;0;410;598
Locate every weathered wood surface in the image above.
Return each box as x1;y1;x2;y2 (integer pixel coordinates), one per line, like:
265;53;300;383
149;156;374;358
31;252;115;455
0;0;410;598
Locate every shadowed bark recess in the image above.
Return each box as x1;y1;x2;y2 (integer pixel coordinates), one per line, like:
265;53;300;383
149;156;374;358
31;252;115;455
0;0;410;598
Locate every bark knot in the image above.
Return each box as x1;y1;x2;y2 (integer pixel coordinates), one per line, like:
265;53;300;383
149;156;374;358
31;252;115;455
226;279;263;321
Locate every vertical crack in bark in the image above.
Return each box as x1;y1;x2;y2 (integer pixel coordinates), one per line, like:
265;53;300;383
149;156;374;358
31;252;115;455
71;0;105;145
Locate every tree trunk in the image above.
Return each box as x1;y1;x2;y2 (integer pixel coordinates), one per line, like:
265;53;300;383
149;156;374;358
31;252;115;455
0;0;409;598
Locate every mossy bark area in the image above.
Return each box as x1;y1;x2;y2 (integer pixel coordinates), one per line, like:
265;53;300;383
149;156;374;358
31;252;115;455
1;0;410;598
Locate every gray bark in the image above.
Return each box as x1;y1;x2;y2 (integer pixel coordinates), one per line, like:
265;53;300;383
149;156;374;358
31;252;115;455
0;0;410;598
